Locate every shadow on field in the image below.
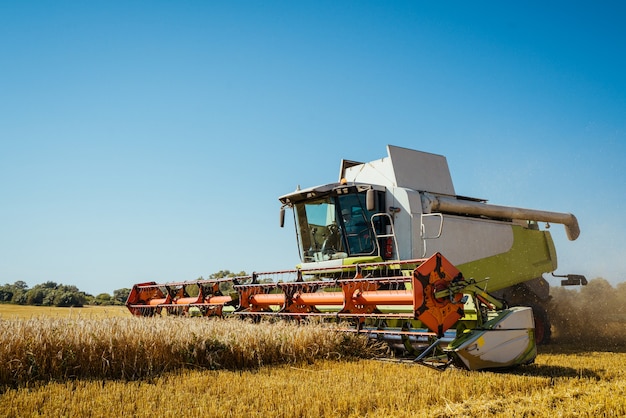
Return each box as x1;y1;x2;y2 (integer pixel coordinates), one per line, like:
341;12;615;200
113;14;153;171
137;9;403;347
502;363;601;380
539;340;626;355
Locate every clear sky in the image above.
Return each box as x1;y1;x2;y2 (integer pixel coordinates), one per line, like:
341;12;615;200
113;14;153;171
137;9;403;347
1;1;625;296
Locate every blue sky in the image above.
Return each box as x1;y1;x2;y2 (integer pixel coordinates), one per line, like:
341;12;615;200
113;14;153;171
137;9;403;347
1;1;625;296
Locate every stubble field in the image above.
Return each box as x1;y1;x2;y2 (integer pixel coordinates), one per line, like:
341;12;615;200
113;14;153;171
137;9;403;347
0;304;624;417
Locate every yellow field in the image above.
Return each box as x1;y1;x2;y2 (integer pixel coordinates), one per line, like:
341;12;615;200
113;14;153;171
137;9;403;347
0;304;130;319
1;349;624;417
0;308;625;417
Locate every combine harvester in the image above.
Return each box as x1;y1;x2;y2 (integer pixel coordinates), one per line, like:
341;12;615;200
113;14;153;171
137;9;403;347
127;145;585;371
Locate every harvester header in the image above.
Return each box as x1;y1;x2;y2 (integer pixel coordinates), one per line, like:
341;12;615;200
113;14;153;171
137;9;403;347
127;252;537;370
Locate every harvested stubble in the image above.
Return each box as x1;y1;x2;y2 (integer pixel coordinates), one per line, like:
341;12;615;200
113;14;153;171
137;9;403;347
1;353;625;417
0;316;385;386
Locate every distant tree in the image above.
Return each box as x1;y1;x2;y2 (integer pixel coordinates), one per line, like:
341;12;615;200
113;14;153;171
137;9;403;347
40;281;58;289
208;270;247;295
13;280;28;290
11;282;87;307
13;291;28;305
210;270;229;279
26;288;46;305
113;288;131;305
93;293;113;305
89;293;118;306
43;289;58;306
0;284;14;302
53;290;86;307
0;281;30;303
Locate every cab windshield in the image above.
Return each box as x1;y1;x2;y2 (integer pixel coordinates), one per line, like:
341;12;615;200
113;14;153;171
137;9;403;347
293;191;381;262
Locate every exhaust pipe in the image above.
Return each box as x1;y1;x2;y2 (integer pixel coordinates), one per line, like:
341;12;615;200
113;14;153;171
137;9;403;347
421;193;580;241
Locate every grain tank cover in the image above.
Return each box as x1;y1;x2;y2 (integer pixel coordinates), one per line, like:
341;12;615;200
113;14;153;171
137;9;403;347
340;145;456;195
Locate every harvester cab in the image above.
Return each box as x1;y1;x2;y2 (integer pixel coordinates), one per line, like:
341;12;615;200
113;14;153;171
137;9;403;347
278;182;391;265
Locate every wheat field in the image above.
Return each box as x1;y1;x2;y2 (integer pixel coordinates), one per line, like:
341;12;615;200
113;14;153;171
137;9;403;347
0;304;129;319
0;315;383;385
0;305;625;417
1;349;624;417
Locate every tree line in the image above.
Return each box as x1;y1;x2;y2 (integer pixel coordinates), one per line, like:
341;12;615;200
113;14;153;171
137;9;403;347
0;280;130;307
0;271;247;308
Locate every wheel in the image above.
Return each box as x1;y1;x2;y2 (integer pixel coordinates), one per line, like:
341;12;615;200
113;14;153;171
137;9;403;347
528;303;552;345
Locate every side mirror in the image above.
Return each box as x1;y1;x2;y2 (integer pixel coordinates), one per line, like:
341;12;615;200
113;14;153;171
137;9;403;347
366;189;375;211
280;207;285;228
552;273;588;286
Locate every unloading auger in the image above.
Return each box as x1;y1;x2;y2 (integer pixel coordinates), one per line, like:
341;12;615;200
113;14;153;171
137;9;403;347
126;252;537;371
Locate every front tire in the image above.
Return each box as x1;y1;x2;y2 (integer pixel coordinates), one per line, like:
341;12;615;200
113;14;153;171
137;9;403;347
528;303;552;345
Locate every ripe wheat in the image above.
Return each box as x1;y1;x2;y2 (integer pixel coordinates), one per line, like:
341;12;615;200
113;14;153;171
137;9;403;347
0;316;385;386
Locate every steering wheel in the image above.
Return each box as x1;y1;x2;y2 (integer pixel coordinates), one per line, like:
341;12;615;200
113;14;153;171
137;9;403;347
322;224;340;255
326;223;339;236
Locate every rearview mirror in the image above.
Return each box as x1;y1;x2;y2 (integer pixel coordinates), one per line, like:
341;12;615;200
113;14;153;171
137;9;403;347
366;189;375;211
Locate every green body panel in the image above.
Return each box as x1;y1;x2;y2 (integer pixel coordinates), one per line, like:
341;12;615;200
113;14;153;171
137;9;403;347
339;255;383;265
296;256;383;272
457;226;557;292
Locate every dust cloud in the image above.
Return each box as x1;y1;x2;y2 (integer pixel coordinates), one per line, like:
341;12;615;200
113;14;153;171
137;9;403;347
548;278;626;348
